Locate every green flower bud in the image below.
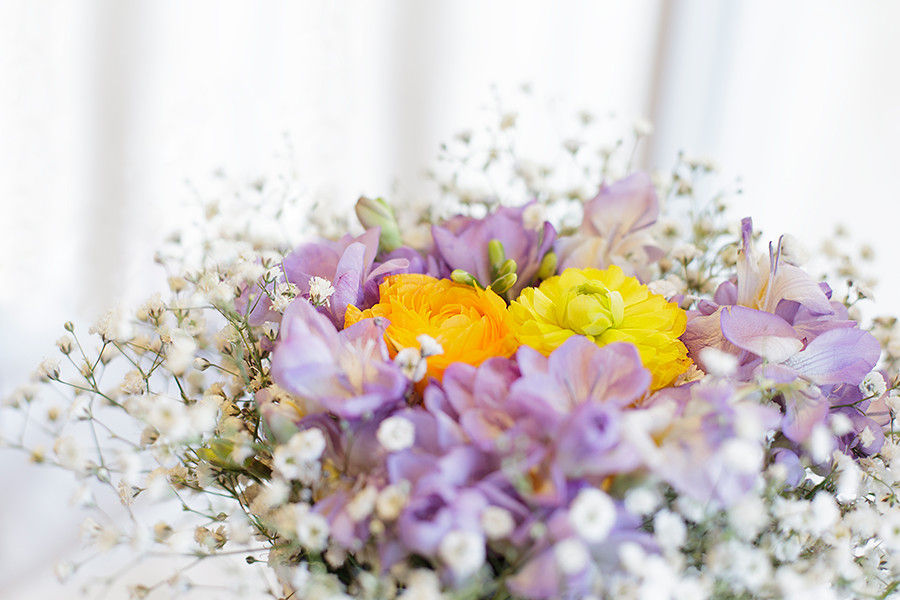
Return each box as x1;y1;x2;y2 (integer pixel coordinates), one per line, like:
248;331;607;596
488;239;506;273
490;272;518;295
497;258;518;278
355;196;402;253
537;251;558;281
451;269;479;287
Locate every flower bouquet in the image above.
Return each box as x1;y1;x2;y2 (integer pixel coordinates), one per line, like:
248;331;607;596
5;110;900;600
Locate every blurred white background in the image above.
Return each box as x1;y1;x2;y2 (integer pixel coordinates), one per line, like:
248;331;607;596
2;1;899;597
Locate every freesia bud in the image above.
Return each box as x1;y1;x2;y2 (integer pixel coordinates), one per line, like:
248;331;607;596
451;269;478;287
355;196;402;253
537;251;558;280
497;258;517;278
488;239;506;273
490;272;518;295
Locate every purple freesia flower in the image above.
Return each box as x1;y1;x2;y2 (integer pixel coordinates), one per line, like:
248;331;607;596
554;402;642;479
283;228;413;328
270;298;408;419
424;337;652;508
682;219;881;448
424;357;522;451
509;337;651;418
431;202;556;297
507;339;651;505
555;172;664;280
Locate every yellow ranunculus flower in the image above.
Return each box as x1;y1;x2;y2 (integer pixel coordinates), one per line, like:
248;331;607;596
510;265;690;390
344;274;520;381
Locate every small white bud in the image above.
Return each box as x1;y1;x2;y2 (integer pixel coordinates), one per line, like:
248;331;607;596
554;538;590;575
480;506;515;540
439;530;485;579
569;488;616;543
377;416;416;452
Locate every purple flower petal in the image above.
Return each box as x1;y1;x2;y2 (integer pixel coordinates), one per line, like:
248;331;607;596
720;305;802;363
783;327;881;385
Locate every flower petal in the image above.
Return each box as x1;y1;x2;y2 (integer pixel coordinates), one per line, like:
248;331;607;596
720;305;802;363
783;327;881;385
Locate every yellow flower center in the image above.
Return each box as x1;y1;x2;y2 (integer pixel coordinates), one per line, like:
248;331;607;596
566;282;626;334
510;266;691;390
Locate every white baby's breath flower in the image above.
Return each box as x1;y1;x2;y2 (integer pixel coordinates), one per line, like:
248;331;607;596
858;425;876;448
273;428;326;480
834;451;861;502
672;243;700;262
653;510;687;550
859;371;887;398
480;506;515;540
398;569;442;600
878;511;900;553
55;334;74;355
393;347;427;382
146;397;190;441
721;438;763;473
646;275;684;299
188;398;219;436
272;282;300;312
808;424;835;464
115;450;142;486
308;276;335;308
806;492;839;536
886;390;900;413
618;541;647;575
376;484;408;521
165;331;197;376
699;347;738;377
292;428;327;461
36;358;60;381
569;487;616;543
296;508;330;552
624;486;661;516
120;369;145;396
728;495;768;541
554;538;590;575
439;530;485;579
522;203;546;231
675;495;709;523
377;416;416;452
91;306;134;343
830;413;854;436
53;436;85;472
346;486;378;522
417;334;444;358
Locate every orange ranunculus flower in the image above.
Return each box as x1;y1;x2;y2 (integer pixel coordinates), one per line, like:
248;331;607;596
344;274;520;381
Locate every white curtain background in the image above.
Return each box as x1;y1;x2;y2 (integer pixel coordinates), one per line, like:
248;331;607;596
1;1;898;597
